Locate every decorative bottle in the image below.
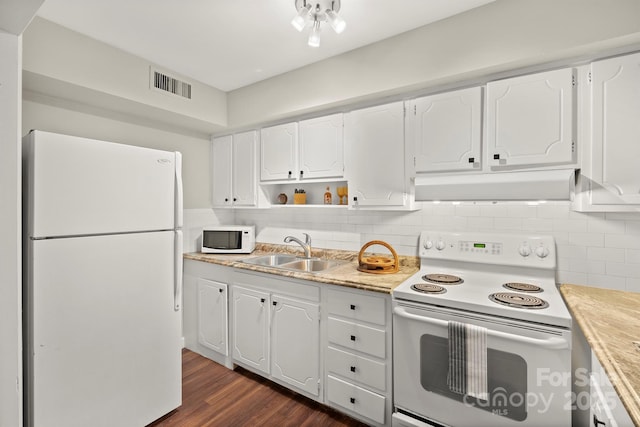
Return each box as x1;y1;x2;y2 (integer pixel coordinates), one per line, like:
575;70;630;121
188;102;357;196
324;186;332;205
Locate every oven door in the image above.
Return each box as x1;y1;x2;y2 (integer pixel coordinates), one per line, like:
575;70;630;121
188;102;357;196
392;301;571;427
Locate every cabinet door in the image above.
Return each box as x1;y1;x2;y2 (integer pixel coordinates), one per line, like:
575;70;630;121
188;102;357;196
197;278;228;356
260;122;297;181
211;135;233;207
299;113;344;179
345;101;407;206
411;87;482;173
589;53;640;206
232;130;257;206
486;68;576;169
271;295;320;396
231;286;269;374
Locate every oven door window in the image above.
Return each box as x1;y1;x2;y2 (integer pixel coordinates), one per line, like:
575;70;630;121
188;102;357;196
203;231;242;250
420;334;527;421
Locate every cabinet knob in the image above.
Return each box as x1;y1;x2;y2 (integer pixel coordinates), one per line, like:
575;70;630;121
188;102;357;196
350;397;356;404
493;154;500;160
218;288;223;293
353;196;358;202
288;171;292;177
224;198;229;202
350;335;356;341
468;157;475;163
300;170;304;177
260;298;265;303
272;301;277;306
350;366;356;373
350;304;356;310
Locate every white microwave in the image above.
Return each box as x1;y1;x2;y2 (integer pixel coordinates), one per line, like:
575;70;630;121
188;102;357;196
201;225;255;254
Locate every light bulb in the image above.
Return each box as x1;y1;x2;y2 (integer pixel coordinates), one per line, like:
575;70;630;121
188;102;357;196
308;20;321;47
291;3;312;32
325;9;346;34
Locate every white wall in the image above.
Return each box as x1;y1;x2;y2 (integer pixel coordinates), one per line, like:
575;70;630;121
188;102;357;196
227;0;640;129
0;31;23;427
234;201;640;292
22;97;212;209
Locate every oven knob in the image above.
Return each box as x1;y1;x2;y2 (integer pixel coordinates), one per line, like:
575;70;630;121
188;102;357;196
435;240;445;250
518;244;531;257
423;240;433;250
535;245;550;258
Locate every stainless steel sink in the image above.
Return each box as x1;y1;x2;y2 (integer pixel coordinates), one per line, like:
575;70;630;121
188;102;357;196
241;254;345;273
241;254;298;267
279;258;344;273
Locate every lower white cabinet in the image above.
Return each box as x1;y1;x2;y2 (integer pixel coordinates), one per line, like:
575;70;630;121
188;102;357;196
324;287;392;427
231;285;270;374
271;295;320;396
590;351;634;427
183;260;232;368
197;278;228;356
231;273;321;398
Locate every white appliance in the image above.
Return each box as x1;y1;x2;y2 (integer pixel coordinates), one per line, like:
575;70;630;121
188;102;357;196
23;130;183;427
392;231;572;427
201;225;255;254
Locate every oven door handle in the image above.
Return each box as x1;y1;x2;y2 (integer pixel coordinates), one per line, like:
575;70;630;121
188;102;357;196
393;306;569;350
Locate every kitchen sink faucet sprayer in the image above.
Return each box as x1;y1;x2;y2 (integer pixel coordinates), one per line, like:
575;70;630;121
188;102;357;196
284;233;312;258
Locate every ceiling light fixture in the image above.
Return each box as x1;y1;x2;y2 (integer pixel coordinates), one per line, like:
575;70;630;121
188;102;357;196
291;0;346;47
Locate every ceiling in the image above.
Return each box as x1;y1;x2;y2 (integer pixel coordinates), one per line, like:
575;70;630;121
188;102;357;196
36;0;495;92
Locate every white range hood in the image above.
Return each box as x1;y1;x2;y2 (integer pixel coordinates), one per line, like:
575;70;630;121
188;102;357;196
414;169;576;201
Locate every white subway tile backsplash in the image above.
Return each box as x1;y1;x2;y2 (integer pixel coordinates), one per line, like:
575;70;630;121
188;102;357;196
181;200;640;292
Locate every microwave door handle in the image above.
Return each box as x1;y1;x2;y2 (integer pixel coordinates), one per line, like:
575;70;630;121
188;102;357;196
393;306;569;350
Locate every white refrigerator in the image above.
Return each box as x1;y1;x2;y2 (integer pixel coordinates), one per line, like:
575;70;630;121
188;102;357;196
23;130;183;427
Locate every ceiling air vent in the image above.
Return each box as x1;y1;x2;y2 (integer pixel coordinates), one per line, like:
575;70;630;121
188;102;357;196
150;68;192;99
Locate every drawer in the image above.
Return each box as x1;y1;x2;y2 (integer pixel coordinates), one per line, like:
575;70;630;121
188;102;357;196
327;289;386;326
326;346;386;392
327;374;385;425
327;317;386;359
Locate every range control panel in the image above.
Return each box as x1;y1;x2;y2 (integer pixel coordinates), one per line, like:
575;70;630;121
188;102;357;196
419;230;556;269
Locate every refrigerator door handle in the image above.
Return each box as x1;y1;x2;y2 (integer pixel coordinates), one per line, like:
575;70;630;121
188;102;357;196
174;230;183;311
174;152;183;229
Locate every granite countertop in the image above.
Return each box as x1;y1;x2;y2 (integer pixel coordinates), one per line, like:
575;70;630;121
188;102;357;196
560;284;640;426
184;243;420;294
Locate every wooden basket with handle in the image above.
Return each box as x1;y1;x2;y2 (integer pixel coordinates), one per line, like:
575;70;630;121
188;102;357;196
357;240;399;274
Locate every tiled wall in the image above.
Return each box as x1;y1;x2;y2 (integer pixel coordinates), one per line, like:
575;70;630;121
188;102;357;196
184;201;640;292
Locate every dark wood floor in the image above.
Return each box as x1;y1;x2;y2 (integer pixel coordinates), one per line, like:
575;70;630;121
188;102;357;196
148;349;369;427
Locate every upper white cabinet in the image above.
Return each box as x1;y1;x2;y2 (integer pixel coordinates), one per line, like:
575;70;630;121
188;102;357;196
408;86;483;173
299;114;344;179
486;68;576;169
260;115;344;182
345;101;409;208
211;131;257;207
260;122;298;181
576;52;640;211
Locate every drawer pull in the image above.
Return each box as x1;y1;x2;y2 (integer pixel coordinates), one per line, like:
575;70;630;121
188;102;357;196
350;335;356;341
350;366;356;373
350;397;356;404
350;304;356;310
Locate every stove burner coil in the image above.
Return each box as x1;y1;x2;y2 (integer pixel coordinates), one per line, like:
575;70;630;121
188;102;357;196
489;292;549;309
422;274;463;285
411;283;447;294
502;282;543;293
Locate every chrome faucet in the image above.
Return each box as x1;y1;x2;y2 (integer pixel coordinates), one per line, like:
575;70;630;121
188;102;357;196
284;233;312;258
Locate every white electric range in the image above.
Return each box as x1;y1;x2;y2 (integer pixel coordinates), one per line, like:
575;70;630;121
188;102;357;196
392;231;572;427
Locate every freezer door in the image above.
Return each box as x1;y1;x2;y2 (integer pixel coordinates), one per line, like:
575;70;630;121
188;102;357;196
24;130;179;237
25;231;182;427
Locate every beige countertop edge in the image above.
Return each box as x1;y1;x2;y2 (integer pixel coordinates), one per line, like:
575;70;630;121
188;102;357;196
183;250;419;295
559;284;640;427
